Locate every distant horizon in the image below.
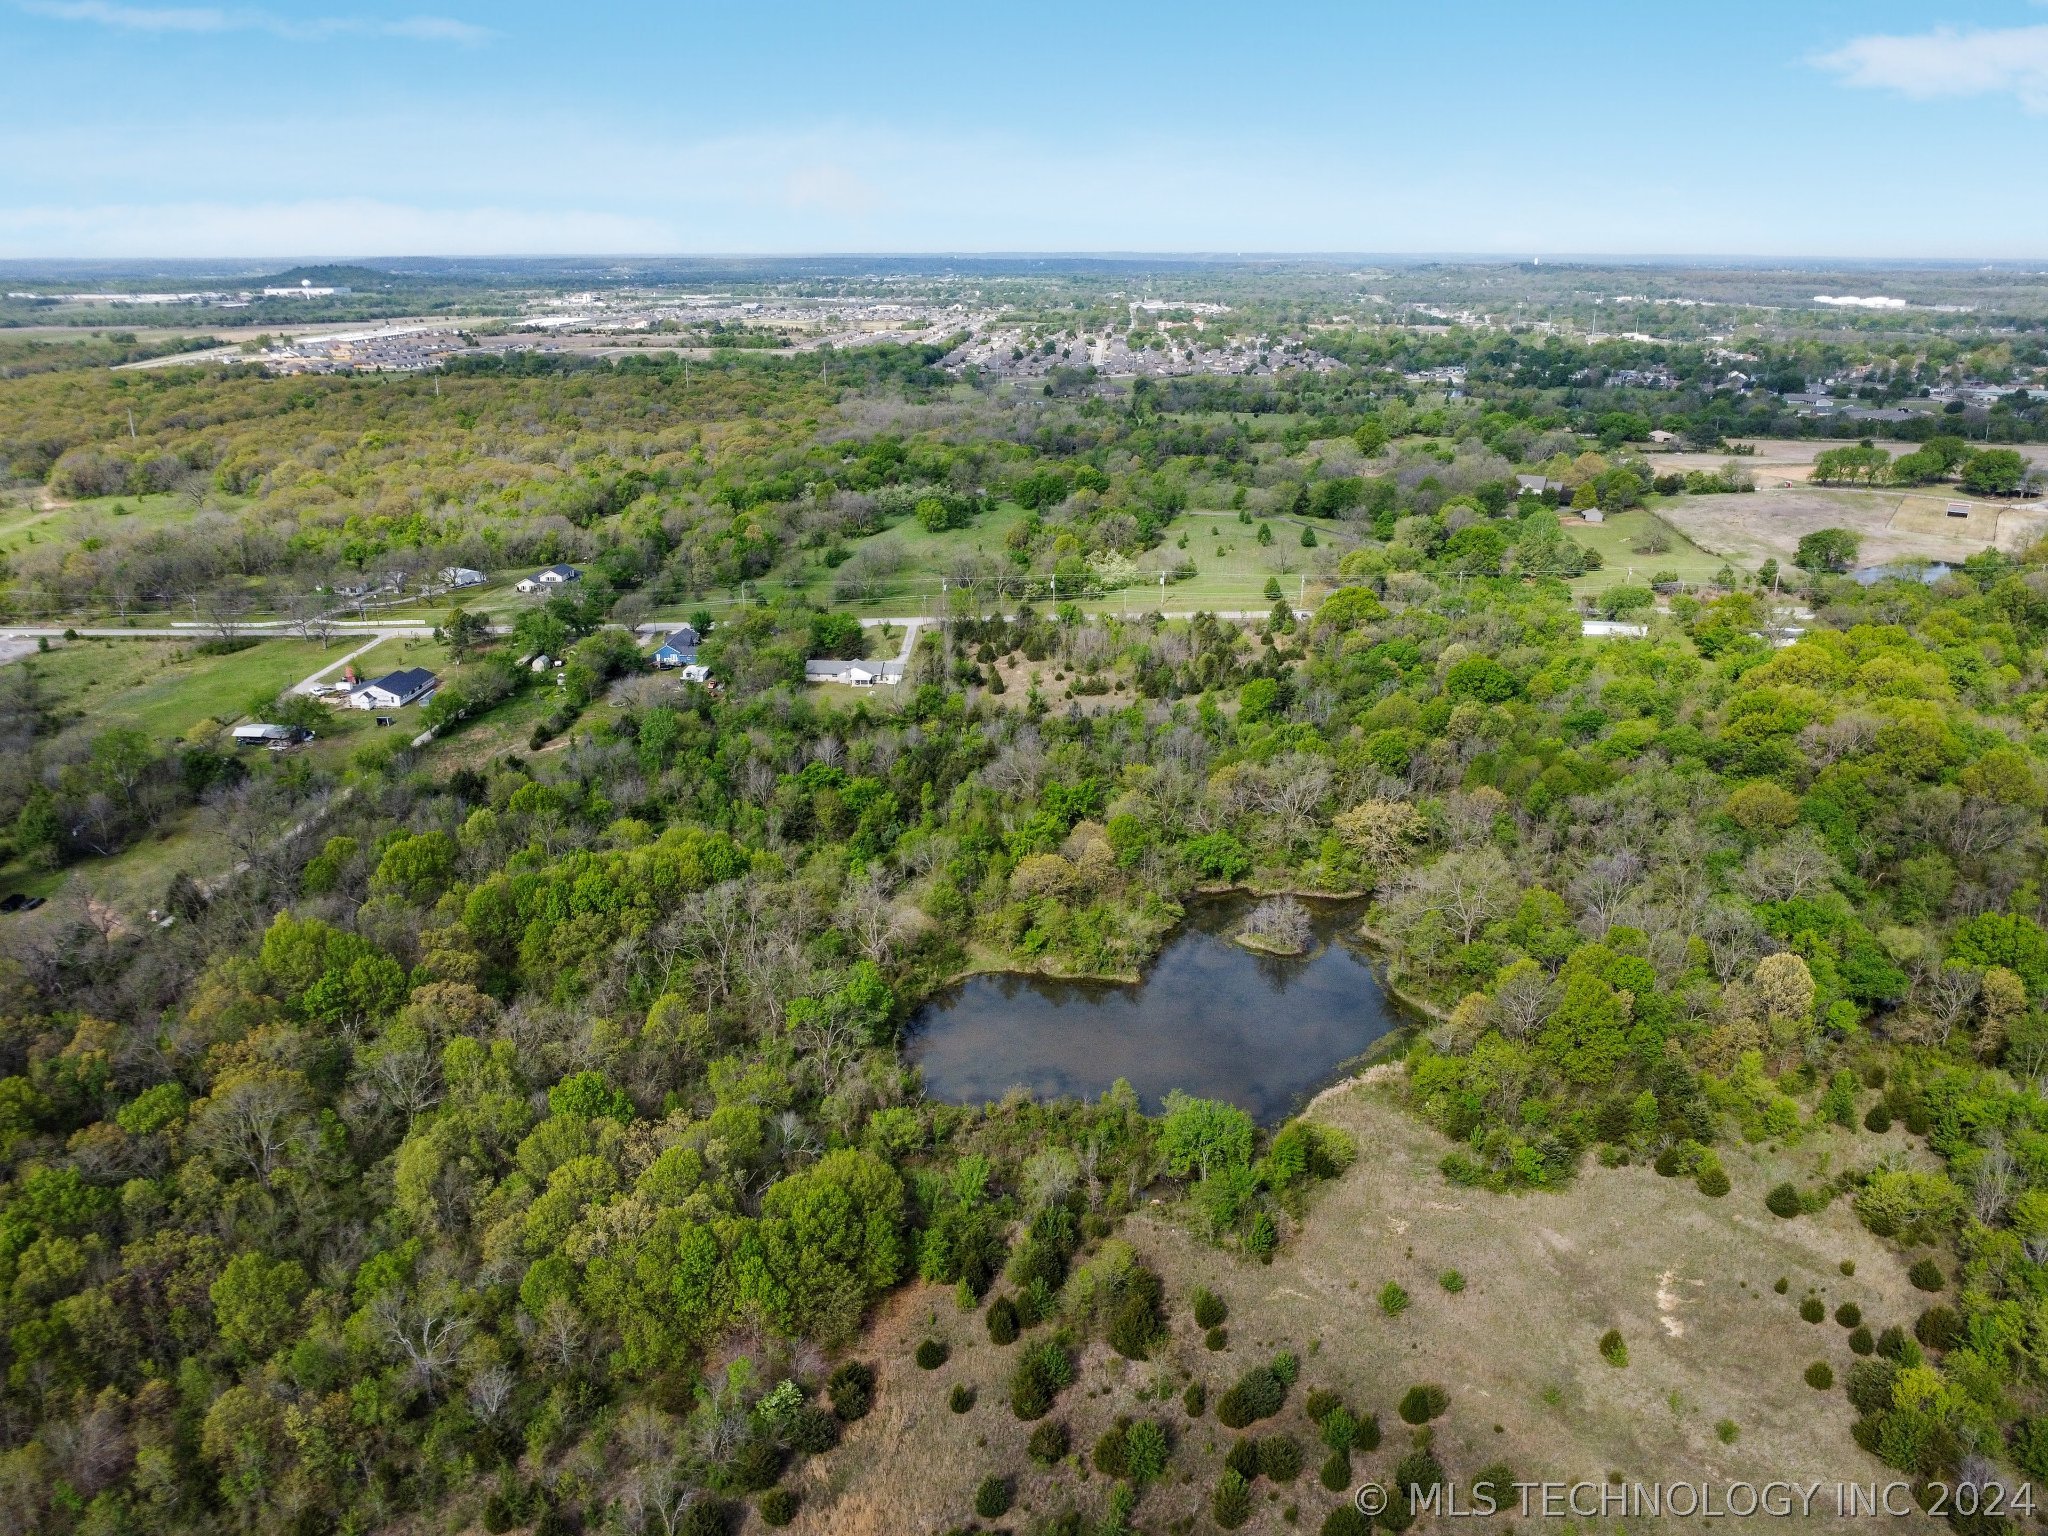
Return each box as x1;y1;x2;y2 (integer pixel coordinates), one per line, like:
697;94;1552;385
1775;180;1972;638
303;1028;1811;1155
3;253;2046;274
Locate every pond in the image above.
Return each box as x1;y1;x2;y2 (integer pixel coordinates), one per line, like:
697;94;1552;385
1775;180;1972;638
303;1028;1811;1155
907;896;1403;1122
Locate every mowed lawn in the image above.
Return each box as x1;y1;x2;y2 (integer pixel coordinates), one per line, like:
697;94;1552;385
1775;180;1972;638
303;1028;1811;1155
22;636;346;741
1568;504;1733;597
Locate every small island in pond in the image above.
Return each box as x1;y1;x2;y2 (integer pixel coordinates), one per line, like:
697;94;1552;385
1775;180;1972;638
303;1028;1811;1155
1233;895;1313;956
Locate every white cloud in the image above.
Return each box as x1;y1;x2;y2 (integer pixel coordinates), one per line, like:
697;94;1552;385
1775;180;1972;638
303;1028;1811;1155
18;1;493;44
1815;23;2048;113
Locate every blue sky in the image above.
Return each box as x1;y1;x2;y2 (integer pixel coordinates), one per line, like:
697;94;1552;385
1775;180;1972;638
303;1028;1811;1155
2;0;2045;258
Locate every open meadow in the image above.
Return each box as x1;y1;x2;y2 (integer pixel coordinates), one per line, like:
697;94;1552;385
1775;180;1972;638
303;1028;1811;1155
798;1085;1943;1536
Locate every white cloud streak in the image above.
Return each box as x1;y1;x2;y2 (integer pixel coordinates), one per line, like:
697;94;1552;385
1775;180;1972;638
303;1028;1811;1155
18;1;493;44
1815;23;2048;113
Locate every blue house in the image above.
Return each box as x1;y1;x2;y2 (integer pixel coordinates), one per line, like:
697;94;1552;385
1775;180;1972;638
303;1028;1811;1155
651;625;702;668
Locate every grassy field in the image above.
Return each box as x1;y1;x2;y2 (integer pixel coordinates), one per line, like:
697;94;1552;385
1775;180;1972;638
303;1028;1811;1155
793;1084;1939;1536
1568;505;1732;597
24;635;353;740
0;490;217;559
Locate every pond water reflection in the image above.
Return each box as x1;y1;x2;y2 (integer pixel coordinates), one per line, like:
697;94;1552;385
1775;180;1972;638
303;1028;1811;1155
907;897;1401;1122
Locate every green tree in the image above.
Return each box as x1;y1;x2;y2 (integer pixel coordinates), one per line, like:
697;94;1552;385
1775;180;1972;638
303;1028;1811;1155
209;1251;310;1361
1794;528;1861;573
440;606;490;663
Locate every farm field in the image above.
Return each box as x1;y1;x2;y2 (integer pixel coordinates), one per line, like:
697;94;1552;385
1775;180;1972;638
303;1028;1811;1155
1656;483;2048;572
797;1085;1941;1536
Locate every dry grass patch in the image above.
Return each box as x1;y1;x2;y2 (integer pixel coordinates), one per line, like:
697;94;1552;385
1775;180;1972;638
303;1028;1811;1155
801;1087;1945;1534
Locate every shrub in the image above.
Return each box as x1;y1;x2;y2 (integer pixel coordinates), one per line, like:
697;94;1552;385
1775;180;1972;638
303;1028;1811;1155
1028;1419;1070;1465
949;1383;974;1414
915;1338;948;1370
1183;1381;1206;1417
1260;1435;1303;1482
974;1475;1013;1520
1654;1145;1684;1177
724;1435;784;1492
1216;1364;1287;1428
1271;1351;1299;1385
1840;1260;1856;1276
986;1296;1020;1345
1766;1182;1802;1218
1124;1419;1170;1483
1354;1411;1382;1453
1322;1503;1372;1536
1193;1287;1228;1329
1835;1303;1862;1328
1599;1329;1629;1367
758;1488;798;1528
1398;1384;1448;1424
1305;1389;1342;1423
786;1405;839;1454
1319;1407;1358;1452
1864;1103;1892;1133
1008;1339;1074;1420
1474;1462;1517;1512
1439;1268;1466;1293
827;1361;875;1421
679;1501;731;1536
1847;1359;1902;1416
1848;1325;1875;1356
1225;1437;1261;1479
1212;1471;1254;1529
1392;1448;1445;1503
1908;1258;1944;1292
1094;1421;1132;1478
1876;1326;1909;1360
1799;1297;1825;1324
1715;1419;1740;1444
1696;1165;1731;1198
1916;1305;1962;1351
1805;1361;1834;1390
1773;1277;1789;1294
1379;1281;1411;1316
1320;1448;1352;1491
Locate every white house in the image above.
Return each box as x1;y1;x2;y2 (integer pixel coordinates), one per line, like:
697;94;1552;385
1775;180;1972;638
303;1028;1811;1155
515;564;582;594
439;566;487;588
805;659;905;687
348;667;439;710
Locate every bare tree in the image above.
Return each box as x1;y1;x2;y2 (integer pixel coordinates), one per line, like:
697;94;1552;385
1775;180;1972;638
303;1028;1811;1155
1732;831;1839;904
195;1069;307;1187
1489;960;1555;1040
1569;850;1644;935
1388;847;1517;946
1974;1136;2018;1226
373;1288;472;1395
199;585;253;644
466;1363;514;1423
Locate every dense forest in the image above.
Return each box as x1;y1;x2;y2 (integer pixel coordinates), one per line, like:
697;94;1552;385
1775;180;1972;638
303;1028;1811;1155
3;327;2048;1533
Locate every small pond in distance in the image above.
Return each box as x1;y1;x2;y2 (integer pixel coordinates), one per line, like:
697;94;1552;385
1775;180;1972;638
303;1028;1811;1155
908;896;1401;1122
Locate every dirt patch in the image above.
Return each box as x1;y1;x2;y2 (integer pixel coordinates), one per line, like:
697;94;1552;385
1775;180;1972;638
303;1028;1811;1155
799;1087;1940;1534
